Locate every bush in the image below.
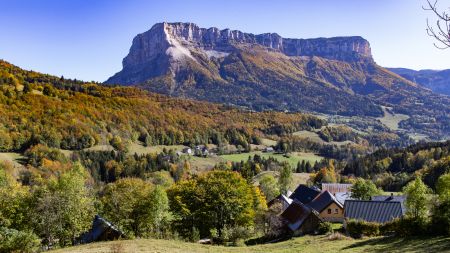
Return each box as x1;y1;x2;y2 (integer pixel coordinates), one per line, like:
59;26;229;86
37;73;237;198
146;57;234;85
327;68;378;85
0;227;40;253
381;217;429;236
318;222;334;235
346;220;380;238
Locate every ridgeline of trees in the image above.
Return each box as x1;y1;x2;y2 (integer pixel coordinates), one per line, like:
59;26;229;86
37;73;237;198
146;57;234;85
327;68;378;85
0;60;325;152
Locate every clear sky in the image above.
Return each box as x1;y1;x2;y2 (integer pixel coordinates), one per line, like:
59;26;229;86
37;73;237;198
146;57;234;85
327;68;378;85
1;0;449;82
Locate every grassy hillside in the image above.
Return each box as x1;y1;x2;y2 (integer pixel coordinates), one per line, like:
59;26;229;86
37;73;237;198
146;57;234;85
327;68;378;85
50;236;450;253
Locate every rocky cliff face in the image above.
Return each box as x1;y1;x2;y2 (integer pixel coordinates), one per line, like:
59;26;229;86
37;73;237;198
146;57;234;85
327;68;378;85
108;22;373;85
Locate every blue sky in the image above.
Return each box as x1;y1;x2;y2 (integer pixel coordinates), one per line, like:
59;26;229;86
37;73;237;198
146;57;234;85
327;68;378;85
0;0;449;82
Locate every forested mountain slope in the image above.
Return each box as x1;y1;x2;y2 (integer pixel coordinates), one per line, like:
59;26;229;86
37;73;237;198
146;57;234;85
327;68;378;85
0;60;324;152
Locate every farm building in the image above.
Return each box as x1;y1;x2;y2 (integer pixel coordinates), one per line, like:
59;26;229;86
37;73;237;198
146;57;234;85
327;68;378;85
344;200;405;224
77;215;125;244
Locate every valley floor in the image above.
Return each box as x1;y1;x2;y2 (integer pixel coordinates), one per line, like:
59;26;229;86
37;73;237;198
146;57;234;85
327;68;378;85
50;235;450;253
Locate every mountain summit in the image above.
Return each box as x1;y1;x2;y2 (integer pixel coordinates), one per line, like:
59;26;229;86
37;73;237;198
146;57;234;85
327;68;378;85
106;22;449;138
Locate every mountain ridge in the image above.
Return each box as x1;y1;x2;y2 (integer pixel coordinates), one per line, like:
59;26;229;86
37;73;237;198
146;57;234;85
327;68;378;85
105;22;450;139
387;67;450;96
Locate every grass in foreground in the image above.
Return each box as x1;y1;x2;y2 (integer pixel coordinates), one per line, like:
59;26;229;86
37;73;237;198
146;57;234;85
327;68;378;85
50;235;450;253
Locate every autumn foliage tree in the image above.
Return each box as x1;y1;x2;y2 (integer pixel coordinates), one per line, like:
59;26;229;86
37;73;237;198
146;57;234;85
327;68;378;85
167;170;267;241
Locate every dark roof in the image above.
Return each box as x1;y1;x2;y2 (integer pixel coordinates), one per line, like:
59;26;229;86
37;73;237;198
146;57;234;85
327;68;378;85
78;215;125;244
344;200;404;224
281;200;317;231
371;195;406;214
371;195;406;202
308;190;343;213
290;184;320;204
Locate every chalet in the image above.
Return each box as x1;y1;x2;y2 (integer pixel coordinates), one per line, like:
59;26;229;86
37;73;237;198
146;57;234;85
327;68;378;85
290;184;321;205
344;200;405;224
268;194;293;212
77;215;125;244
321;183;352;194
281;200;323;236
308;190;344;223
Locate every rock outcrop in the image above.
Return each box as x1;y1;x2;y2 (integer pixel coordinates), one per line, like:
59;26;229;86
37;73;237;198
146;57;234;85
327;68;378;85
108;22;372;85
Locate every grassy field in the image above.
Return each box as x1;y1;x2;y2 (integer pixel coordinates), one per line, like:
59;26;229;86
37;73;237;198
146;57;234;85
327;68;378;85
378;106;410;131
0;152;25;167
182;155;225;173
50;235;450;253
293;130;323;142
128;143;188;155
220;151;323;167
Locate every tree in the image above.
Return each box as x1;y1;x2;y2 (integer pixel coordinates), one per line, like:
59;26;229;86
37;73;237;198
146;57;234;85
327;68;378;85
350;178;380;200
134;185;172;238
403;177;432;219
167;170;266;240
31;163;95;247
100;178;154;237
258;174;280;202
424;0;450;49
278;162;293;194
436;173;450;201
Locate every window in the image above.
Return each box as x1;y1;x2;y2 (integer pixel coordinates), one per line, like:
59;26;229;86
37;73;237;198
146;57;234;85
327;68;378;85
334;208;339;214
328;208;331;214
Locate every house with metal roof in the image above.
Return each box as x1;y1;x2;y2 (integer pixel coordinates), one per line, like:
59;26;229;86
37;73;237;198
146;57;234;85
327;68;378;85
281;200;323;236
344;200;405;224
290;184;321;205
308;190;344;223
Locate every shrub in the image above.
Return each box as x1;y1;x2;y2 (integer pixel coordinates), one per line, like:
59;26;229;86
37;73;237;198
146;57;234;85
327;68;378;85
346;220;380;238
318;222;334;235
0;227;40;253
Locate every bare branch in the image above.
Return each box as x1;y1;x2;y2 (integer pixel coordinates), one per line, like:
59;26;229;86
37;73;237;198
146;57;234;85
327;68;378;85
424;0;450;49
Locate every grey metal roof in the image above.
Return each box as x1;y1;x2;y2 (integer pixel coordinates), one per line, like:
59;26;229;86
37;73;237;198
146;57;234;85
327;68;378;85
371;195;407;214
344;200;404;223
290;184;321;204
308;190;343;213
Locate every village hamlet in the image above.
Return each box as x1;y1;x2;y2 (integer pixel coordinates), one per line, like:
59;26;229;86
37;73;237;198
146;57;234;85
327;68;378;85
267;183;407;237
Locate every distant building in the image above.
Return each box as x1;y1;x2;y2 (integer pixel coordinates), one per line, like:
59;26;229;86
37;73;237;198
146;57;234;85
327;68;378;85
344;200;405;224
322;183;352;194
308;190;344;223
281;200;323;236
182;147;192;155
264;147;274;153
77;215;125;244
